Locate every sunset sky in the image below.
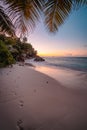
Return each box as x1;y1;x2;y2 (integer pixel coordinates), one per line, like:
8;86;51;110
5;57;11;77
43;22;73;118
28;6;87;57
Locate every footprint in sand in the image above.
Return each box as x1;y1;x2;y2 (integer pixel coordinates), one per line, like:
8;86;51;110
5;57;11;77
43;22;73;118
14;92;17;96
46;81;48;84
19;100;24;107
17;119;24;130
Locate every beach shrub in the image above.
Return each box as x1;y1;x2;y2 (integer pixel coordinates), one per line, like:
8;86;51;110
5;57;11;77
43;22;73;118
0;40;15;67
0;34;38;64
12;42;37;60
5;37;16;45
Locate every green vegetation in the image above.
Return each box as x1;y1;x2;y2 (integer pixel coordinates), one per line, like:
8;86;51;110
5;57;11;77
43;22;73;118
12;39;37;61
0;34;37;67
0;40;15;67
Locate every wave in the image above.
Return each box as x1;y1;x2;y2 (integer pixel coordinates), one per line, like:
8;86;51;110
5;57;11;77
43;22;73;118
44;57;87;72
26;57;87;72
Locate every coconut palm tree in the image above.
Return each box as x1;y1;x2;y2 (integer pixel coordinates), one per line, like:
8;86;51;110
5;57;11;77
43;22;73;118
0;0;87;36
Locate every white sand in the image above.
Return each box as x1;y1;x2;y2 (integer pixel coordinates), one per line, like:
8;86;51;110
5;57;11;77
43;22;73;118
0;64;87;130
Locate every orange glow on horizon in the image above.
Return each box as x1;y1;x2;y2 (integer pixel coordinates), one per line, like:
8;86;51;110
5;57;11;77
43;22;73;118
38;52;65;57
38;53;61;57
38;49;87;57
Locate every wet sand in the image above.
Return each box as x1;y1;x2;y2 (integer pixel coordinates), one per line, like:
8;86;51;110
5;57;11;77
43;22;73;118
0;64;87;130
35;65;87;89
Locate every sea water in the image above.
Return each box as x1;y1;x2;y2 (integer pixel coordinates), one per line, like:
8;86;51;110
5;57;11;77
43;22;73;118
27;57;87;72
26;57;87;89
44;57;87;72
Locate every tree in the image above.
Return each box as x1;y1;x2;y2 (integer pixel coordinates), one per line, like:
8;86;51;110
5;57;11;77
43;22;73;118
0;0;87;36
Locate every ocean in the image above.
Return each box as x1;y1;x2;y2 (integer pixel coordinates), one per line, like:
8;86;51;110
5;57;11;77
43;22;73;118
26;57;87;72
26;57;87;89
44;57;87;72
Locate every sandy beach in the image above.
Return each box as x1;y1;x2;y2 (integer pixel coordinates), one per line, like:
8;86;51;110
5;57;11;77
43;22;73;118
0;64;87;130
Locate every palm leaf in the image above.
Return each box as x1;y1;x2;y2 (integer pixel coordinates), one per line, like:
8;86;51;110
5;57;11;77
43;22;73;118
74;0;87;7
44;0;87;33
3;0;44;36
2;0;87;35
44;0;72;32
0;5;15;36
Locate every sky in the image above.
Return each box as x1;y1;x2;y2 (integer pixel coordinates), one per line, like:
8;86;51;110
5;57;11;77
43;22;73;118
28;6;87;57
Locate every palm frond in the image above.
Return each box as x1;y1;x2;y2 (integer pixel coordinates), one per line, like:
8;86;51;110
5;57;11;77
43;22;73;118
44;0;87;33
44;0;72;32
0;5;15;36
74;0;87;7
1;0;87;35
3;0;44;36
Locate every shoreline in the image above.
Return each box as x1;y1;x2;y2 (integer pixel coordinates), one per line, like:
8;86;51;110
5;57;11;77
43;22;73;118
0;64;87;130
27;62;87;90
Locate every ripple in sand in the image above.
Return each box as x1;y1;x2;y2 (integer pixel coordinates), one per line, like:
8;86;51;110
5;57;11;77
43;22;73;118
46;81;48;84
